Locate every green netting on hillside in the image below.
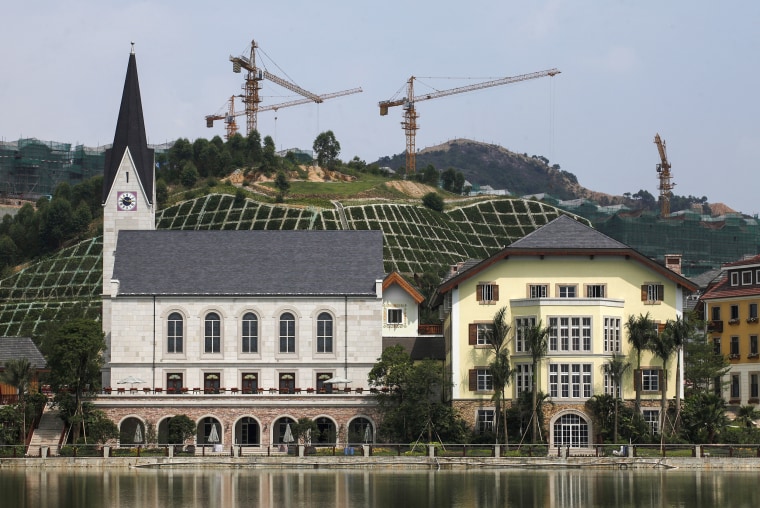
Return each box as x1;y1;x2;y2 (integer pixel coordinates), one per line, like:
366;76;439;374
0;194;578;335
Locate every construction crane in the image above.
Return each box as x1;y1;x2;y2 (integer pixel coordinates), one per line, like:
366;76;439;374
205;87;363;139
654;133;675;217
379;69;561;174
230;39;324;136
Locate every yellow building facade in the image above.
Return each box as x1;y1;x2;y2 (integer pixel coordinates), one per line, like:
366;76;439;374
433;215;697;449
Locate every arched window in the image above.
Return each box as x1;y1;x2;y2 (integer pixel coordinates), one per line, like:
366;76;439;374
552;413;589;448
242;312;258;353
279;312;295;353
205;312;221;353
317;312;333;353
167;312;183;353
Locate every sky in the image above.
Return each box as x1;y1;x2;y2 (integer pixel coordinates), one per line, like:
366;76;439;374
2;1;759;215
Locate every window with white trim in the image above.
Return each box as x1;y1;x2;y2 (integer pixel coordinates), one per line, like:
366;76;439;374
279;312;296;353
641;369;660;392
642;283;664;302
548;316;592;352
586;284;606;298
241;312;258;353
515;363;533;394
476;282;499;304
476;323;493;346
731;374;740;399
514;316;536;352
476;409;495;434
604;372;621;398
731;272;739;286
751;373;759;399
604;317;621;352
386;308;403;325
476;369;493;391
167;312;183;353
558;285;577;298
743;270;753;285
549;363;592;399
317;312;333;353
642;409;660;434
529;284;547;298
204;312;221;353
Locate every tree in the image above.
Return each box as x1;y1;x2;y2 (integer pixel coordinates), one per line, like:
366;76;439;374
368;345;466;443
262;136;278;174
83;410;119;444
662;315;693;429
180;162;199;188
1;358;32;442
525;322;551;443
167;414;196;448
684;334;729;394
46;319;105;443
422;192;444;212
735;405;760;429
274;171;290;202
292;417;320;446
681;392;727;443
601;354;631;442
647;326;676;436
626;313;655;413
485;307;512;444
313;130;341;170
421;164;439;186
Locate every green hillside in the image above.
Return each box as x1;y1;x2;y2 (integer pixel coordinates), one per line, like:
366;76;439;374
0;193;581;337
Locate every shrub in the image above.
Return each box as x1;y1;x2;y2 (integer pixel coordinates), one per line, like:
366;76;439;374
422;192;444;212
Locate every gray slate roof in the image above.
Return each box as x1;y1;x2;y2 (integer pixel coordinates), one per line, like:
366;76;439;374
508;214;628;250
113;230;384;296
0;337;46;369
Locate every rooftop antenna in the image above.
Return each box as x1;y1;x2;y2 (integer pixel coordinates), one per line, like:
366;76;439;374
131;41;135;54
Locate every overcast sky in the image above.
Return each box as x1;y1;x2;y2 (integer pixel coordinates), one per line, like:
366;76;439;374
2;1;758;214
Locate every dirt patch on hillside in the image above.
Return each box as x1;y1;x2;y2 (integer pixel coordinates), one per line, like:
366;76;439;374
384;180;436;198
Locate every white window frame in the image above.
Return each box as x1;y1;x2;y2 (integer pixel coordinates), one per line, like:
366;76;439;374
316;312;334;354
479;283;497;303
549;363;592;399
476;409;495;434
646;283;664;302
514;316;536;352
241;312;258;354
751;373;759;399
476;323;494;346
731;272;740;286
548;316;592;353
515;363;533;395
604;317;621;352
477;369;493;391
386;308;403;326
529;284;548;298
642;409;660;434
586;284;606;298
604;372;621;398
743;270;753;285
558;285;577;298
279;312;296;354
204;312;221;354
641;369;660;392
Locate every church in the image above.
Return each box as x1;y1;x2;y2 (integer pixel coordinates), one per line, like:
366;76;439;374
95;47;402;449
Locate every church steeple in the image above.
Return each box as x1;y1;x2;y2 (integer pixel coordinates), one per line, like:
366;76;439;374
102;45;154;204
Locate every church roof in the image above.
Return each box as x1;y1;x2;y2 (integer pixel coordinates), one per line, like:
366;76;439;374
0;337;46;369
112;230;384;296
102;48;154;205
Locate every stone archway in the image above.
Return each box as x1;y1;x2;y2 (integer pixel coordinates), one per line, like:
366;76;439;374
272;416;296;445
197;416;223;447
314;416;337;444
234;416;261;446
347;417;374;445
119;416;145;446
550;410;593;449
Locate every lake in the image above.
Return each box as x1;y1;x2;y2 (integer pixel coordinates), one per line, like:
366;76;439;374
4;468;760;507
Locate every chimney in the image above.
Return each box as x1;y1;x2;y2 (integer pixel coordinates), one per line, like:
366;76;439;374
664;254;682;275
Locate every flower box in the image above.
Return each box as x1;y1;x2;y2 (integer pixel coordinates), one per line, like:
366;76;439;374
729;319;741;325
747;317;759;324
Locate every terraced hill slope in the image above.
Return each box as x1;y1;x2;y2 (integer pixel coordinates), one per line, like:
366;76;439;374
0;194;581;336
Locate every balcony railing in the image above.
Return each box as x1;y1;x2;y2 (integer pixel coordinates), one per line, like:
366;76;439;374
708;320;723;333
418;324;443;335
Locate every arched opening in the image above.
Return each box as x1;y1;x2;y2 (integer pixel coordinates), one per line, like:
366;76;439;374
273;416;296;445
314;417;337;444
347;417;374;445
552;412;591;448
234;416;260;446
157;417;171;445
119;416;145;446
197;416;223;447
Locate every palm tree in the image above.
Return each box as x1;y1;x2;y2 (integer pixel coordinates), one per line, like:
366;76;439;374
601;354;631;443
647;329;676;436
486;306;512;444
735;405;760;429
1;358;33;442
626;313;655;413
663;315;692;429
525;322;551;443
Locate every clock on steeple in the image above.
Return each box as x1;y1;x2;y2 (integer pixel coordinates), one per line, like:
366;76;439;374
117;191;137;211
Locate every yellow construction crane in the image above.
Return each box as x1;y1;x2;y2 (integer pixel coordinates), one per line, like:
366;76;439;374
379;69;560;174
229;39;329;136
654;133;675;217
205;88;363;139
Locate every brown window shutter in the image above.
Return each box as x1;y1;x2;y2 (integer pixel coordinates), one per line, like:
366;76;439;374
640;285;647;301
658;285;665;301
469;369;477;391
476;284;483;302
658;370;664;392
633;369;641;391
469;324;478;345
657;322;666;334
493;285;499;301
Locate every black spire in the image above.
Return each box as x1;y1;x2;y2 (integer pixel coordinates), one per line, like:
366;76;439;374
102;46;154;204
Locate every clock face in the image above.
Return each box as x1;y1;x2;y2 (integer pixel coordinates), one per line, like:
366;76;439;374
117;191;137;211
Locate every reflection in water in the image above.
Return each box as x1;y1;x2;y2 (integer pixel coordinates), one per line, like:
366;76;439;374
3;468;760;507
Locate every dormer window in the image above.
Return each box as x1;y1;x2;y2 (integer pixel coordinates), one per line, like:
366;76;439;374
731;272;740;286
743;271;753;285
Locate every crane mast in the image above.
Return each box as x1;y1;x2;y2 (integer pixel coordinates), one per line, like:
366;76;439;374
230;40;323;136
654;133;675;217
379;68;560;174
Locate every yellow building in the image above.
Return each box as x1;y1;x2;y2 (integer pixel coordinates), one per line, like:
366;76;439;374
701;254;760;406
432;215;697;449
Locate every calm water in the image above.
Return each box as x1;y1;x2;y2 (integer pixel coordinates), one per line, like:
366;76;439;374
3;468;760;508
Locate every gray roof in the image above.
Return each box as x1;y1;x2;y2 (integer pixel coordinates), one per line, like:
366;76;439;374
509;214;628;250
383;337;445;361
113;230;385;296
0;337;46;369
